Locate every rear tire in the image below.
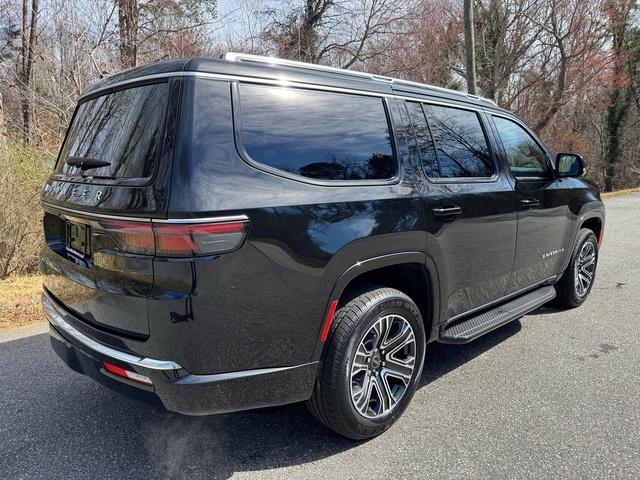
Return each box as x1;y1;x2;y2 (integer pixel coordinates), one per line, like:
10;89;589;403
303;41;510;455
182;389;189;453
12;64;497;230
555;228;599;308
307;287;426;439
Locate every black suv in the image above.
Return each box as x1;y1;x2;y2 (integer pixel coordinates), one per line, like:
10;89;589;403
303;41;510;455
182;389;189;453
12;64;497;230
41;53;604;439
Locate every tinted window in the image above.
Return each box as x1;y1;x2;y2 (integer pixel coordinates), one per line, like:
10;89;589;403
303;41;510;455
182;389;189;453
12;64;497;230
493;116;549;177
239;84;395;181
425;105;493;178
406;102;439;177
56;83;168;180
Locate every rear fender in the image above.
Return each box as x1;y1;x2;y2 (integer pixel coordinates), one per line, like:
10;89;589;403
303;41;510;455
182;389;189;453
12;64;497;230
311;252;441;361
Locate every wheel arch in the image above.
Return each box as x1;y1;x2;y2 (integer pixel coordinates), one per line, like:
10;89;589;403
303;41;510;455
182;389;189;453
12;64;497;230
313;252;440;360
580;216;604;245
560;206;605;274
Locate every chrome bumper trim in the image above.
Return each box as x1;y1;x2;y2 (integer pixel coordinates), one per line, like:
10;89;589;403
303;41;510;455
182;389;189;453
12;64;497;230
42;292;182;371
176;362;319;384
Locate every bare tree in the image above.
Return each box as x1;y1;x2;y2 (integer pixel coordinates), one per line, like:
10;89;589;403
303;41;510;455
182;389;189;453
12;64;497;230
475;0;544;105
18;0;38;145
0;92;5;144
464;0;477;94
604;0;637;191
116;0;138;68
263;0;333;62
263;0;412;69
530;0;608;133
362;0;462;87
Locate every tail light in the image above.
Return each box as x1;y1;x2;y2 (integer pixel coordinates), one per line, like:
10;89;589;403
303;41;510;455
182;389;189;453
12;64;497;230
96;218;249;257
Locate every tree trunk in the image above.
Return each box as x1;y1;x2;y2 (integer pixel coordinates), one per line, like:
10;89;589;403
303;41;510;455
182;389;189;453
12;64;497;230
604;1;634;192
0;92;6;147
464;0;477;95
19;0;38;146
533;45;567;133
117;0;139;69
605;90;632;192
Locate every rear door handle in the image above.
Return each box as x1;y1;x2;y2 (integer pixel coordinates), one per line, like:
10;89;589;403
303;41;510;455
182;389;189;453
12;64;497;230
520;198;540;208
433;206;462;217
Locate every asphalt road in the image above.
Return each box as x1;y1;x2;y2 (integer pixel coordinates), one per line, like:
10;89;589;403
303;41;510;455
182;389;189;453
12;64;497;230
2;194;639;480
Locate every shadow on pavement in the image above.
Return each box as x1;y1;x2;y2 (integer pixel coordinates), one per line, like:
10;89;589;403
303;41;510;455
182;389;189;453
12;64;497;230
420;319;522;386
1;319;522;479
525;304;567;316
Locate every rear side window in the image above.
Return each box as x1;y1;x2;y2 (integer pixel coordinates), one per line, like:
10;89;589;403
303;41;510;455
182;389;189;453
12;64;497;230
405;102;439;177
56;82;169;180
424;105;494;178
238;84;395;181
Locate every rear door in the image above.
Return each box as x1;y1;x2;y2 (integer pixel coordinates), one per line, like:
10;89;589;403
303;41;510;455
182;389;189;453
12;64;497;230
489;114;573;293
404;100;517;321
41;79;179;337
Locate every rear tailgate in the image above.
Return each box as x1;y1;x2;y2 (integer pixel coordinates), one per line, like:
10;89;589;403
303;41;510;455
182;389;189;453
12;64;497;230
41;209;155;337
41;79;179;338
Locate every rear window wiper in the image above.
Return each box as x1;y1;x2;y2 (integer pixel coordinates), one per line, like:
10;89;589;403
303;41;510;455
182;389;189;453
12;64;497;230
66;156;111;170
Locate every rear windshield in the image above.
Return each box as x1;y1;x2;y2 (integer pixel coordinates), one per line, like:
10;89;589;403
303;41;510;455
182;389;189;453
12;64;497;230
55;82;169;180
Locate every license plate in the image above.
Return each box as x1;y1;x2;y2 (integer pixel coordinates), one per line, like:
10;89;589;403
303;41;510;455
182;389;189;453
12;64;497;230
66;220;90;257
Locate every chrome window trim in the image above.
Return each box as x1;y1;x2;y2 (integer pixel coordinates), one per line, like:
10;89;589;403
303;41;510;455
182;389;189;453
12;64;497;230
42;291;182;371
41;202;248;224
231;81;401;187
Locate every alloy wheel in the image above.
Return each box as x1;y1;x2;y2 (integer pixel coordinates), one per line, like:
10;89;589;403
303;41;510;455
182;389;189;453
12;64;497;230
574;241;596;298
349;314;416;419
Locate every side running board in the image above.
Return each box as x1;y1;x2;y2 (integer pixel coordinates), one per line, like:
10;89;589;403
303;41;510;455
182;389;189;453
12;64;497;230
439;286;556;344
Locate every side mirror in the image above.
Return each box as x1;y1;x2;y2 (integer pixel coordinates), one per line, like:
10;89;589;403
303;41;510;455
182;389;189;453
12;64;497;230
556;153;584;178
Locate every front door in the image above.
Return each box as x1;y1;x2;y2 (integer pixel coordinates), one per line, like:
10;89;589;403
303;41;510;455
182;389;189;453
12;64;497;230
404;100;517;321
490;115;573;293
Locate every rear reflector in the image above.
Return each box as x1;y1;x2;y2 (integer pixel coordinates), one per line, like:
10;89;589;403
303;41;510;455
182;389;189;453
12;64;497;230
97;218;249;257
319;300;339;343
102;360;152;386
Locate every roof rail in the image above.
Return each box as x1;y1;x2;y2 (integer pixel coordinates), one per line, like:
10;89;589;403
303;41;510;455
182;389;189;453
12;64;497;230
389;78;496;105
223;52;497;106
224;52;394;83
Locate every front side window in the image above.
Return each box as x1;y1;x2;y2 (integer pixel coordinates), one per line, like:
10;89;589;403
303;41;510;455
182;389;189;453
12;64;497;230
56;82;169;180
493;116;549;178
425;105;494;178
238;84;395;181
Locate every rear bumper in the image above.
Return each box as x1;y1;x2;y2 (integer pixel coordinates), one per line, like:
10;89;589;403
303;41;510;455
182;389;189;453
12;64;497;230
43;292;318;415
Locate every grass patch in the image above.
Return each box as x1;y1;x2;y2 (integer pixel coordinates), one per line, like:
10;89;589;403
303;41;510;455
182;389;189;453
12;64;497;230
0;275;44;330
601;187;640;199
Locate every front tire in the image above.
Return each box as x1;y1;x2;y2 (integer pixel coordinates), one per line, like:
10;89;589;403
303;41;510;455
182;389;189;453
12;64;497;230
555;228;599;308
307;287;426;439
